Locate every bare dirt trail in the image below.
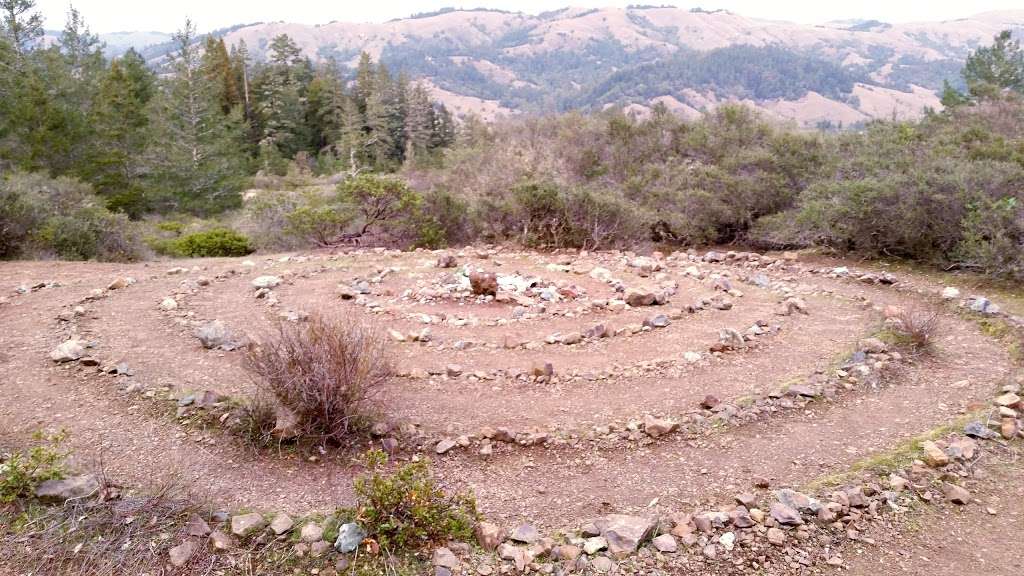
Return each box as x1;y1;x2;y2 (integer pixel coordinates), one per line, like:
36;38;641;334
0;251;1014;533
842;459;1024;576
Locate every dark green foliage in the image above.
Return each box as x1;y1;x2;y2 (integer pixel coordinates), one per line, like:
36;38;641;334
338;174;423;236
163;228;254;257
586;45;859;107
351;450;476;551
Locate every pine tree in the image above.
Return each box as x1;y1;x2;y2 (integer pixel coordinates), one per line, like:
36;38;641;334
86;51;156;216
963;30;1024;98
203;37;240;114
353;51;375;111
0;0;42;56
403;81;435;164
147;20;247;214
255;34;309;158
306;63;346;154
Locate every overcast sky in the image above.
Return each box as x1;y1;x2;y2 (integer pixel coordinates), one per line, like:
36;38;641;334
34;0;1024;34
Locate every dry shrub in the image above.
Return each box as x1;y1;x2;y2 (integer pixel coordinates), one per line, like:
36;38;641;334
1;477;205;576
245;315;392;444
890;305;940;353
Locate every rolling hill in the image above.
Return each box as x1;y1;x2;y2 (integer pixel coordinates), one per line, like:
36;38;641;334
120;7;1024;126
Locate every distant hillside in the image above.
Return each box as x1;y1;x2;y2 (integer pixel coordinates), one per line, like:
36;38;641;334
124;7;1024;125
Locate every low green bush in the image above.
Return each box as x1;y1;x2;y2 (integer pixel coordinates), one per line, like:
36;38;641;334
0;431;69;504
350;450;476;551
160;228;254;257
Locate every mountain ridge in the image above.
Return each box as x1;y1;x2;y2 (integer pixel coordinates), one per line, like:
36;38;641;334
95;7;1024;126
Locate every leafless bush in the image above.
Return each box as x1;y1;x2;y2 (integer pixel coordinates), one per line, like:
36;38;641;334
236;392;280;450
890;305;940;353
245;315;392;444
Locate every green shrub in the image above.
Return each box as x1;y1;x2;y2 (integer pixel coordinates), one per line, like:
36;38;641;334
338;174;422;236
351;450;476;551
0;431;69;503
285;200;354;247
167;228;254;257
956;196;1024;279
0;172;144;261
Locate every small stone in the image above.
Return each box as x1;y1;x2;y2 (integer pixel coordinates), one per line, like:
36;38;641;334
591;556;614;573
921;441;950;467
300;522;324;543
995;393;1021;408
209;530;235;551
35;475;99;502
269;513;294;535
652;534;677;553
49;339;85;363
433;547;460;569
436;254;458;268
185;515;211;537
159;297;178;311
769;502;803;526
310;540;332;557
446;364;463;377
583;536;607;555
683;351;702;363
252;275;282;289
169;539;197;567
719;532;735;551
766;527;786;546
436;438;457;454
942;482;971;505
595;514;655;558
552;544;581;562
1001;417;1019;439
335;523;366;553
230;513;267;537
107;277;130;290
469;272;498;296
941;287;961;300
475;522;505;551
700;395;720;410
643;415;677;438
510;524;540;544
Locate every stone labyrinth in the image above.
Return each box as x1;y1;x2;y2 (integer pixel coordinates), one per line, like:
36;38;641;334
3;246;1021;574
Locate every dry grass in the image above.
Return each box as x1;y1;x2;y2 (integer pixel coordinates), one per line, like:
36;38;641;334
888;305;941;354
245;315;393;445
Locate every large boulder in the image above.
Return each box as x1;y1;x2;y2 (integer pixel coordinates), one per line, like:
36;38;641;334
595;514;656;558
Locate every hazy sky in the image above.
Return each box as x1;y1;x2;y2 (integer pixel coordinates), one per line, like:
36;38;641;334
34;0;1024;34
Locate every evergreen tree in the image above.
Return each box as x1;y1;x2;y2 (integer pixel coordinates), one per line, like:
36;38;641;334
403;81;435;164
203;36;240;114
306;63;346;154
147;20;247;214
963;30;1024;97
255;34;308;158
86;50;156;216
353;51;375;111
0;0;42;56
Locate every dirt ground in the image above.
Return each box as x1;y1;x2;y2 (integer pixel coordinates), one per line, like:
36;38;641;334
0;246;1019;570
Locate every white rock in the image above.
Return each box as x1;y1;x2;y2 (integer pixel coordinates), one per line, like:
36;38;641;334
251;275;282;289
159;297;178;311
941;286;961;300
